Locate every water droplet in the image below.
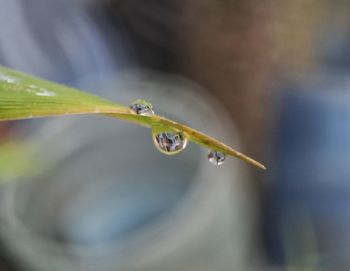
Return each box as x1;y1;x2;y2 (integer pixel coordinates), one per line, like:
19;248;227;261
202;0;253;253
152;126;187;155
208;150;226;165
129;99;154;116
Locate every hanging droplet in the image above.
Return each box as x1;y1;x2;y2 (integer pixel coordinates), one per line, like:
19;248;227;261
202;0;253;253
129;99;154;116
208;150;226;165
152;126;188;155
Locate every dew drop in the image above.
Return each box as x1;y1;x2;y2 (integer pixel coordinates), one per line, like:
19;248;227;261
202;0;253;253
208;150;226;165
152;126;187;155
129;99;154;116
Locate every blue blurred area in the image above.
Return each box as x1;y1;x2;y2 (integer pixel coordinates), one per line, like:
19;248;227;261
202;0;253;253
4;0;350;270
0;0;124;87
22;121;197;246
265;76;350;269
262;3;350;269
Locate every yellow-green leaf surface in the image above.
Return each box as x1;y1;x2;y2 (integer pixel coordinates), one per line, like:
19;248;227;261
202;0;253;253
0;141;40;180
0;65;265;170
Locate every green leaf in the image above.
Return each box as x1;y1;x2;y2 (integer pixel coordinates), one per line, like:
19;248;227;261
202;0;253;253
0;65;265;170
0;141;41;180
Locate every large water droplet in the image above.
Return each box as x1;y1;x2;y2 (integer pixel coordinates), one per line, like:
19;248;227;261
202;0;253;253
208;150;226;165
152;126;187;155
129;99;154;116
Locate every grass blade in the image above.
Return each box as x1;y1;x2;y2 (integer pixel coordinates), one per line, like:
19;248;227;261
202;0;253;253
0;65;265;170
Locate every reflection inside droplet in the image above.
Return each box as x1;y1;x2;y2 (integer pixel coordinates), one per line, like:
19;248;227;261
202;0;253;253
129;99;154;116
208;150;226;165
152;126;187;155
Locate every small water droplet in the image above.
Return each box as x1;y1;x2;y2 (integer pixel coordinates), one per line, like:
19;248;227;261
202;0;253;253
208;150;226;165
129;99;154;116
152;126;187;155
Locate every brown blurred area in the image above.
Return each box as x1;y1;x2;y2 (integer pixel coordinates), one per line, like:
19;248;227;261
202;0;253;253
105;0;275;159
104;0;328;161
177;0;276;160
176;0;332;161
0;123;10;140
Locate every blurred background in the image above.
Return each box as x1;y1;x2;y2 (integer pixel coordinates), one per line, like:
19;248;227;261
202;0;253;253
0;0;350;270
